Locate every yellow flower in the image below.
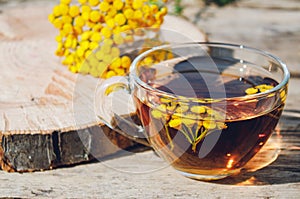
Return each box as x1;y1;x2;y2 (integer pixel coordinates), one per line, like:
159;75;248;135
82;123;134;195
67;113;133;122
160;7;168;15
53;5;61;17
90;68;100;77
101;27;112;38
86;21;96;28
132;0;143;9
93;24;103;32
256;84;274;92
114;68;126;76
113;0;124;10
151;109;163;119
95;50;104;60
110;57;122;68
113;26;121;34
74;16;85;27
120;25;131;33
106;70;117;78
76;47;85;57
142;5;150;13
143;56;154;65
98;62;109;75
78;0;87;4
124;35;134;43
81;31;91;40
107;8;117;17
245;87;258;95
82;12;90;21
61;0;71;5
91;32;102;42
280;89;286;100
49;0;169;79
81;5;91;13
203;119;217;130
48;13;55;23
55;35;63;42
106;18;115;28
217;122;227;129
78;61;90;74
169;119;181;128
85;50;92;58
62;23;73;34
190;106;206;114
133;10;143;19
121;56;131;68
150;4;158;13
69;5;80;17
90;10;101;22
124;9;134;19
175;105;189;113
69;65;78;73
114;13;126;26
103;54;114;64
113;34;124;45
99;1;110;12
111;47;120;58
59;3;69;15
160;98;171;103
89;0;100;7
74;25;83;34
80;40;90;50
89;41;99;50
53;18;63;29
63;54;74;65
166;103;177;112
157;104;167;112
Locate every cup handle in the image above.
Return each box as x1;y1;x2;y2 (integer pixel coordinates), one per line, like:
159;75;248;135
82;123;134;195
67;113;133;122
96;76;150;147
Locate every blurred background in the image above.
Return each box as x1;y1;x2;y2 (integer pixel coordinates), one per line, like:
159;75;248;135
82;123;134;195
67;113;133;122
1;0;298;76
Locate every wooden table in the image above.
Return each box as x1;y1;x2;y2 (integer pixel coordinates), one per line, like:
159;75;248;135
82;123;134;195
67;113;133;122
0;0;299;198
0;99;299;198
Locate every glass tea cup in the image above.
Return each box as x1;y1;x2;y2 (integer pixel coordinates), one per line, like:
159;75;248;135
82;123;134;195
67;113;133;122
98;42;289;180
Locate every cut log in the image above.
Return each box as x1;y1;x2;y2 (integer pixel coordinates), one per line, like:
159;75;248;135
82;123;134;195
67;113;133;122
0;1;206;172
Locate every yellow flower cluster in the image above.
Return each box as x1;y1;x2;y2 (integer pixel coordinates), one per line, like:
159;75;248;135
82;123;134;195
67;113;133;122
245;84;274;95
151;98;227;152
48;0;168;78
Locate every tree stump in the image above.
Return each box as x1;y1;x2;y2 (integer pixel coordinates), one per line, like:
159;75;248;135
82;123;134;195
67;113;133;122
0;1;206;172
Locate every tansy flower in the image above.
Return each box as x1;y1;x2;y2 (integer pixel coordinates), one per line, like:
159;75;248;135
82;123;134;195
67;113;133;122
49;0;169;79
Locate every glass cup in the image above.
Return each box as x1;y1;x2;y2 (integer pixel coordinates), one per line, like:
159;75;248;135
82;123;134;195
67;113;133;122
98;42;289;180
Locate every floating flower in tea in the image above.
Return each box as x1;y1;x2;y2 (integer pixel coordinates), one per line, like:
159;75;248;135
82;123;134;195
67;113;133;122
150;100;228;152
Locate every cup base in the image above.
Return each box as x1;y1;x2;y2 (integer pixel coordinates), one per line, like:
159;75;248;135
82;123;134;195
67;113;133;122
173;131;282;181
175;169;240;181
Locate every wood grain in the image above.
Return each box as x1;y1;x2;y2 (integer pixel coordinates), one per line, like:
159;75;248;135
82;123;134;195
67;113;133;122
0;2;136;172
0;1;206;172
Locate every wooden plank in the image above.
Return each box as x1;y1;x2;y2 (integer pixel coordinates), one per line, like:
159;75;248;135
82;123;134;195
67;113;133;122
0;2;135;171
0;110;299;197
0;1;206;172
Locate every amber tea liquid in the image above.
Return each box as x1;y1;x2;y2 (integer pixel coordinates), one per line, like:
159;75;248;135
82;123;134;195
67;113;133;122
135;57;284;177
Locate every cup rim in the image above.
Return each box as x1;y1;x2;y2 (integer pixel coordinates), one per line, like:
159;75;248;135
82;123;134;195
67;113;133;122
130;42;290;102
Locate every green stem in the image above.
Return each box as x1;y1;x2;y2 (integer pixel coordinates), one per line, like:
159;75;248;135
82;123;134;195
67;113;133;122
174;0;183;15
192;129;208;152
164;124;174;150
182;125;194;143
179;129;193;145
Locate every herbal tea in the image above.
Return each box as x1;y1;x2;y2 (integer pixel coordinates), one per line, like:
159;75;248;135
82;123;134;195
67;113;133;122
135;57;284;177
